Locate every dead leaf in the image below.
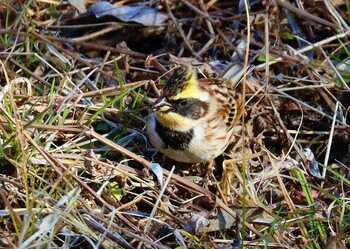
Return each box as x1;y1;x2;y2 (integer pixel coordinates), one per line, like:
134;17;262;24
87;2;168;26
68;0;87;14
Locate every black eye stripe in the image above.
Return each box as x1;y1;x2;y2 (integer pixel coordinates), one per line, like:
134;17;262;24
167;98;209;120
173;99;191;105
179;100;188;106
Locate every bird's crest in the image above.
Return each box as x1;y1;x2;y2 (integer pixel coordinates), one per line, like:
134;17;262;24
162;66;202;99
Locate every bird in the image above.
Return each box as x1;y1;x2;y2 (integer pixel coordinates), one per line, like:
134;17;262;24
146;66;244;163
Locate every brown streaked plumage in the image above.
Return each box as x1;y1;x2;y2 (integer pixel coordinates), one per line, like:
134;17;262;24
146;66;243;163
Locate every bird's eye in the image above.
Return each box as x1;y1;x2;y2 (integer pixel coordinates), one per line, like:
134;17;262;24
179;100;189;107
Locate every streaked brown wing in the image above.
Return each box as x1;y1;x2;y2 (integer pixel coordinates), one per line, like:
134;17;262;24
199;78;244;131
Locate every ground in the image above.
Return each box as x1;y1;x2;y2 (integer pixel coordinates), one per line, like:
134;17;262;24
0;1;349;248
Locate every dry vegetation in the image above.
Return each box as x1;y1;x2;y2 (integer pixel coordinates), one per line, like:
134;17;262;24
1;0;350;248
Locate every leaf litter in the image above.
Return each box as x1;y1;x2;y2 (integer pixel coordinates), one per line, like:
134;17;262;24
0;0;350;248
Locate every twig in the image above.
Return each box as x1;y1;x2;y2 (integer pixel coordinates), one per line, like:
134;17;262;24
144;166;175;235
29;30;119;82
85;129;264;238
323;101;339;177
163;1;201;59
275;0;339;30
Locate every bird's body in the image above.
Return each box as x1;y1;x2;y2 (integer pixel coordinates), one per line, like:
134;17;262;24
146;66;243;163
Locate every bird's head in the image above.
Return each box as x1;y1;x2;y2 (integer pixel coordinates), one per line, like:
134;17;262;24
152;66;210;131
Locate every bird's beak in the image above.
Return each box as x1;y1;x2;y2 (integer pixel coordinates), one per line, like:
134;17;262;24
152;97;172;112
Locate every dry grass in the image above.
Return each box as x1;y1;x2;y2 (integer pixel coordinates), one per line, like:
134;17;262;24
1;0;350;248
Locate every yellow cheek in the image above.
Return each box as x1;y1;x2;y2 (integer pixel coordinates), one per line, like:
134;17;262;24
156;112;194;132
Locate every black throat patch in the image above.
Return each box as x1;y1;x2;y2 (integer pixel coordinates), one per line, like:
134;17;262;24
155;119;194;150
